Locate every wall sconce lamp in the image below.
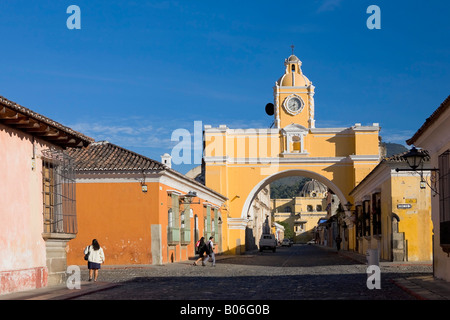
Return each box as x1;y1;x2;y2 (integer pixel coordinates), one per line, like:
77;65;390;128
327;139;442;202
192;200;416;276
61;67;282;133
140;170;148;193
231;195;240;202
139;170;148;193
180;191;200;204
395;147;439;195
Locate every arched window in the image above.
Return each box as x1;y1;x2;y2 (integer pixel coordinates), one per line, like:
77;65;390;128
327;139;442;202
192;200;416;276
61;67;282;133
316;205;322;211
307;205;313;212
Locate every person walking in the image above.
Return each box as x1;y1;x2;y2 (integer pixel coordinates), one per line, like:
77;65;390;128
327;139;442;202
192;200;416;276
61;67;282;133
84;239;105;282
335;234;342;252
203;236;216;267
193;237;208;266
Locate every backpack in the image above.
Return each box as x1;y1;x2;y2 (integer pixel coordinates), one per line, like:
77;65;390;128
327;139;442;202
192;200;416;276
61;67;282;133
204;241;211;255
198;242;209;255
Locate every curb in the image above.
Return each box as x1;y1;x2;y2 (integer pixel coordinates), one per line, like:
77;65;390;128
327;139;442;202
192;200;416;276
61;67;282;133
51;282;120;300
390;279;428;300
1;282;119;300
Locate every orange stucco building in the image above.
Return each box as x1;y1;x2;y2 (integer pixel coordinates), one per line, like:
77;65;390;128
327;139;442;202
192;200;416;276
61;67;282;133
67;141;227;266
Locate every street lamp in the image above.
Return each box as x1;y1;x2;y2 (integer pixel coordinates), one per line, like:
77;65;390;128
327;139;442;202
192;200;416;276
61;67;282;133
395;147;439;196
179;191;200;204
402;146;427;171
395;147;433;172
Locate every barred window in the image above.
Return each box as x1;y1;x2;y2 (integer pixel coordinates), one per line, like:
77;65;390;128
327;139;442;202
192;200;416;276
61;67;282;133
439;150;450;222
438;150;450;249
363;200;371;236
42;149;77;234
372;193;381;235
356;205;363;237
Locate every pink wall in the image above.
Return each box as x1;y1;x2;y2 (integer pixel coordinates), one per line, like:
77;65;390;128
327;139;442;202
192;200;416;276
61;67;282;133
0;124;50;294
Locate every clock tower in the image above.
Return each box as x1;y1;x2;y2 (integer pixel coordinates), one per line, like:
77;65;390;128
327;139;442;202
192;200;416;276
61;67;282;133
273;54;315;129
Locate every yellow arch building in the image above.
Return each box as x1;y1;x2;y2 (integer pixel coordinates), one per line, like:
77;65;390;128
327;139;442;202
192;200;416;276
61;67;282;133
203;54;381;254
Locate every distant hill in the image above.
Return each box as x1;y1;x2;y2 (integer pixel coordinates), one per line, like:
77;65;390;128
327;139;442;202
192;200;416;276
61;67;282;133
270;176;307;187
383;142;408;157
270;176;310;199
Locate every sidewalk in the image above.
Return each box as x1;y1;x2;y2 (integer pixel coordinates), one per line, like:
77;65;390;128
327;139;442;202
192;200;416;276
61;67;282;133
0;254;242;300
317;244;450;300
0;281;119;300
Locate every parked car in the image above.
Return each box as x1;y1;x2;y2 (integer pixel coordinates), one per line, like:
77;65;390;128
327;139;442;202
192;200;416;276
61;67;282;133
282;239;291;247
259;234;277;252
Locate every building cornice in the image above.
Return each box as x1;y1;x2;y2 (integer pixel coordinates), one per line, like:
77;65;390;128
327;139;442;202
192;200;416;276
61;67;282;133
204;155;380;165
227;218;250;230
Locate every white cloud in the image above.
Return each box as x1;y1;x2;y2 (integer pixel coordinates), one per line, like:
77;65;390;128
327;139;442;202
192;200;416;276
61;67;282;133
69;118;173;149
317;0;343;13
379;128;414;146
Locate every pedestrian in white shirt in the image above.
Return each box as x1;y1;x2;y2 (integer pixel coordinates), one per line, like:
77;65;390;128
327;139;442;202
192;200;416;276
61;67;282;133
203;236;216;267
84;239;105;282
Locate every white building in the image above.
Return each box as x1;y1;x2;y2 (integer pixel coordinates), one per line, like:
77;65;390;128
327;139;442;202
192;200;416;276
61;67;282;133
407;95;450;281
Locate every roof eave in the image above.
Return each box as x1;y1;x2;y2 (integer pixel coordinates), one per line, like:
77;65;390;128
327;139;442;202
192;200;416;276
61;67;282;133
0;95;94;149
407;95;450;146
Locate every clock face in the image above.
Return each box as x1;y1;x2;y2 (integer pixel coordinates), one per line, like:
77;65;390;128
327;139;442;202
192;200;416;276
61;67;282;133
288;97;301;111
284;95;303;115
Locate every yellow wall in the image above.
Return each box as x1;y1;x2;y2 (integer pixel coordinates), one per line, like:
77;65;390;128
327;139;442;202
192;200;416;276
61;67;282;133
272;197;327;242
391;175;433;261
351;163;433;262
203;55;380;254
204;138;379;253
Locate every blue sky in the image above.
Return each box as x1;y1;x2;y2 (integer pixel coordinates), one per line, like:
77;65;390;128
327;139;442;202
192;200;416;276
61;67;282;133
1;0;449;174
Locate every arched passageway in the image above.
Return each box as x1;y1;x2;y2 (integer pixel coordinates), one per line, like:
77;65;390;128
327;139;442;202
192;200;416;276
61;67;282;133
242;169;347;219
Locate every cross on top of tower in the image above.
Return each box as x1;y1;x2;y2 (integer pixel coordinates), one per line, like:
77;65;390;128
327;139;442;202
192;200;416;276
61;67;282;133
290;44;295;55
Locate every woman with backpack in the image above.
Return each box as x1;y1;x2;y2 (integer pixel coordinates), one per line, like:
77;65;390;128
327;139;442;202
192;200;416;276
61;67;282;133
193;237;209;266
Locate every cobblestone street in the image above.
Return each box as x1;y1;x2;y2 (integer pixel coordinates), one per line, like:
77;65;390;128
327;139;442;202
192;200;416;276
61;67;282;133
73;244;432;300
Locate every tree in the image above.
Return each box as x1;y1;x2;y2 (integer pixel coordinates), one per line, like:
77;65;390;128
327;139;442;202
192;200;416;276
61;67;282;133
277;221;294;239
270;176;310;199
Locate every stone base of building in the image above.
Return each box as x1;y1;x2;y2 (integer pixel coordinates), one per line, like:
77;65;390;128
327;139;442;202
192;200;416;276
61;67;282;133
43;233;76;286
